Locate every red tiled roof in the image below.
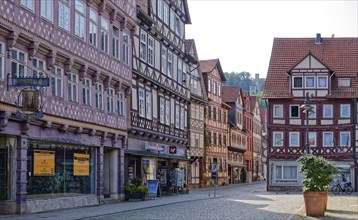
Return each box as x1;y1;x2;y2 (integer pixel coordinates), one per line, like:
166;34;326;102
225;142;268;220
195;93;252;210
263;37;358;99
222;86;242;102
199;59;226;81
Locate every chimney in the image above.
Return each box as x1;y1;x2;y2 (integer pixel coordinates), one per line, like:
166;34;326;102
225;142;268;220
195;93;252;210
315;33;322;45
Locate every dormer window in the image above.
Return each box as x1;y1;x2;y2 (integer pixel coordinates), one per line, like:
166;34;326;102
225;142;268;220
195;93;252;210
305;76;315;88
338;78;350;88
292;76;303;88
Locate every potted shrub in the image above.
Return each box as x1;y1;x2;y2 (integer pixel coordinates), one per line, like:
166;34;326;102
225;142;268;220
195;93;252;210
297;154;339;217
124;182;149;201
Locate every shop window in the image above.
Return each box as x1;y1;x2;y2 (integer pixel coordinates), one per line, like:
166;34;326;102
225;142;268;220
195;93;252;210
27;141;95;198
142;159;156;181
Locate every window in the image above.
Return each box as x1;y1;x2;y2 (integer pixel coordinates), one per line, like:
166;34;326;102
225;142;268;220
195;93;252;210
199;106;204;120
175;104;180;128
292;76;303;88
338;78;350;88
163;2;169;24
148;36;154;66
20;0;34;11
32;58;45;76
59;0;70;31
305;76;315;88
68;73;78;102
145;91;152;119
323;104;333;118
112;27;120;59
290;105;299;118
138;88;145;117
289;132;299;147
140;31;147;61
340;104;350;118
167;51;172;78
276;166;297;180
41;0;53;21
273;132;283;146
122;34;129;65
157;0;163;19
118;92;125;116
308;105;316;118
180;106;185;130
82;78;91;106
213;81;217;95
95;83;103;109
213;132;217;145
101;17;109;53
208;79;211;92
340;132;350;147
51;66;63;97
107;88;114;113
75;0;86;40
0;42;3;80
218;85;221;96
161;47;167;74
308;132;316;147
317;76;327;88
160;97;165;124
165;99;170;125
174;16;180;35
89;9;97;47
273;105;283;118
11;49;27;77
323;132;333;147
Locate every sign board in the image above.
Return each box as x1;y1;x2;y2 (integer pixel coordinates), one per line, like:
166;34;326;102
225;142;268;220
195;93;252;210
73;153;90;176
12;77;50;87
169;146;177;154
34;150;55;176
211;163;218;180
147;179;159;198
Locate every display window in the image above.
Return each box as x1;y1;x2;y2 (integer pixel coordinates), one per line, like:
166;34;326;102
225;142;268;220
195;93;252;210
27;140;96;198
142;158;156;182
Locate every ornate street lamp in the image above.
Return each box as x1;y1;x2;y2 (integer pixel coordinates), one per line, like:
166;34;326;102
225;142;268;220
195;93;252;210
300;92;315;154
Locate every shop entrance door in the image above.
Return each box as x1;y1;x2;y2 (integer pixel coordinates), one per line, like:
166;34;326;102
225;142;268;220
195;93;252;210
0;138;10;201
103;149;118;199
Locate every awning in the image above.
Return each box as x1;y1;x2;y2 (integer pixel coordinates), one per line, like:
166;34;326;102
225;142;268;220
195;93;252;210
125;149;190;161
228;146;246;153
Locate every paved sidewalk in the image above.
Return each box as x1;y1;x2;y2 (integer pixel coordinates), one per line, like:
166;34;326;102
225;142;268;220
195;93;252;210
291;193;358;220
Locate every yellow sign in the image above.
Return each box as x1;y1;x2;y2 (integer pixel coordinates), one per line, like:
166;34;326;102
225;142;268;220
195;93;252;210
74;153;90;176
34;150;55;176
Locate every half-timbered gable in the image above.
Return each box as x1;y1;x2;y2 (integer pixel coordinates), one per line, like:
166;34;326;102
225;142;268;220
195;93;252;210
251;96;262;181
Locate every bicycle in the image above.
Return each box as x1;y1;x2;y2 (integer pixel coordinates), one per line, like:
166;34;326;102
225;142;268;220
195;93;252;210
331;181;353;195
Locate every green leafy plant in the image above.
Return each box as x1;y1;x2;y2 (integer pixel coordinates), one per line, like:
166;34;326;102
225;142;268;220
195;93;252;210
297;154;339;192
124;184;149;196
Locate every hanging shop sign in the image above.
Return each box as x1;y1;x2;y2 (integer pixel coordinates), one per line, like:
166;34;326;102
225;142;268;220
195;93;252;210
34;150;55;176
169;146;177;155
12;77;50;87
73;153;90;176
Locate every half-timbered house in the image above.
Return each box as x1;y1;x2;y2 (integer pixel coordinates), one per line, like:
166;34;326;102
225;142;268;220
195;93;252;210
250;96;262;181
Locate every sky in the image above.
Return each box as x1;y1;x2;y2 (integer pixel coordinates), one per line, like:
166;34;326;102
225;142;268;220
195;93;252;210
185;0;358;78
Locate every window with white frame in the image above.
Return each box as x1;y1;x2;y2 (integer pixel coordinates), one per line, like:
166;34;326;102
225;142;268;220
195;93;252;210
180;106;185;130
163;1;169;24
95;83;103;109
118;92;125;116
148;36;154;66
165;99;170;125
199;106;204;120
323;104;333;118
174;16;181;35
340;104;350;118
184;108;187;128
273;105;283;118
159;97;165;123
175;104;180;128
208;79;211;92
340;132;350;146
11;49;27;77
289;132;300;147
338;78;351;88
317;76;328;88
59;0;70;31
177;59;183;84
82;78;91;106
167;51;172;78
75;0;86;40
0;42;4;80
138;88;145;117
290;105;299;118
21;0;34;11
170;9;175;30
51;66;63;97
305;76;315;88
275;166;297;180
161;47;167;74
122;34;129;65
157;0;163;19
145;90;152;119
112;27;120;59
218;84;221;96
292;76;303;88
308;132;317;147
89;9;97;47
40;0;53;22
308;105;316;118
32;58;45;76
107;88;114;113
140;31;147;61
101;17;109;53
273;132;283;146
68;73;78;102
323;132;334;147
213;81;217;95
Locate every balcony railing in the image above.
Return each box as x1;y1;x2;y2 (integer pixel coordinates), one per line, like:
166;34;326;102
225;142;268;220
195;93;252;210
269;146;353;158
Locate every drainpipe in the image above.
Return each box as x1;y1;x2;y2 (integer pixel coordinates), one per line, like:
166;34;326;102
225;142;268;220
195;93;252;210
353;99;357;192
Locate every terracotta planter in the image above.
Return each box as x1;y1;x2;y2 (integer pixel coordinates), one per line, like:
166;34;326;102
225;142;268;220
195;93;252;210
303;191;327;217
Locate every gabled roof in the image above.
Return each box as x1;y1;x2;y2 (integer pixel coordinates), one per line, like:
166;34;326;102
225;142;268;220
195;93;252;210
222;86;242;103
249;96;258;114
199;59;226;81
263;37;358;99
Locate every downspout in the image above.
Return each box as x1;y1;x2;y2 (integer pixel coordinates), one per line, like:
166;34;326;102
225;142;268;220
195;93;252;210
353;99;357;192
265;99;270;191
